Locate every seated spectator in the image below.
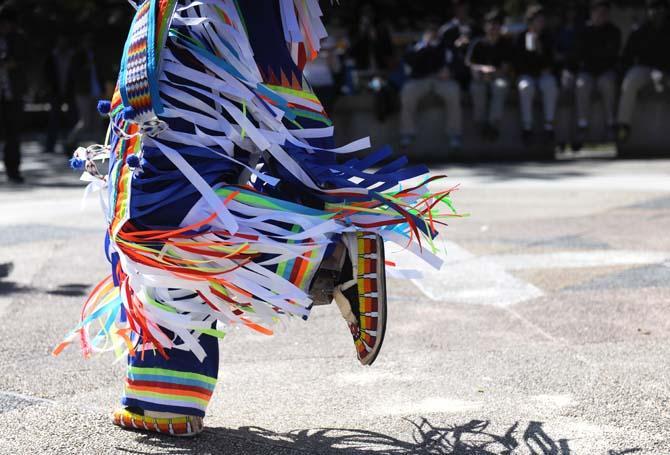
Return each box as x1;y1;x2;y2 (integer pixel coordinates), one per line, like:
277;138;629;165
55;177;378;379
554;1;581;90
574;0;621;148
466;8;512;141
347;5;397;122
348;4;394;75
439;0;482;89
617;0;670;142
514;5;558;144
45;34;75;155
0;6;24;184
67;32;104;152
304;35;340;114
400;20;463;152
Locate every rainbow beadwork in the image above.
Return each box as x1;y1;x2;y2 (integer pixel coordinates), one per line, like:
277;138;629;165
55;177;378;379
113;408;204;437
353;232;386;364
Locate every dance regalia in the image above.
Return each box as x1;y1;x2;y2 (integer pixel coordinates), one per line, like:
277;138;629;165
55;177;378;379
55;0;457;423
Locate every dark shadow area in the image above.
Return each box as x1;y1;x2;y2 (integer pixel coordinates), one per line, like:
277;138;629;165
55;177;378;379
0;262;33;296
47;283;90;297
110;418;637;455
18;181;90;189
3;162;89;190
0;262;13;279
0;263;88;297
454;164;588;182
0;136;92;191
0;281;34;295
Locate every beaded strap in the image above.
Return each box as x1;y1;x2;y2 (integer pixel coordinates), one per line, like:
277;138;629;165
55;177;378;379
118;0;177;123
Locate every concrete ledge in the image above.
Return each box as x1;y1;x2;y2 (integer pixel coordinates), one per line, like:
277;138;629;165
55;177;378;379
332;88;670;162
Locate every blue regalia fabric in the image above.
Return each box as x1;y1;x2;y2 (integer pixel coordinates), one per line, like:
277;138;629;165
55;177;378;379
56;0;458;362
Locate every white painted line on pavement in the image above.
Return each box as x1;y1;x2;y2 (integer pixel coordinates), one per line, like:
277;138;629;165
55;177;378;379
444;174;670;192
387;241;544;307
485;250;670;271
0;390;55;404
387;242;669;307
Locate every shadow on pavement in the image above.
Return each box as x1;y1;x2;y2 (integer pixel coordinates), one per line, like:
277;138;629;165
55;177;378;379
461;164;588;183
0;281;34;295
112;417;638;454
0;264;87;297
0;262;13;278
47;283;90;297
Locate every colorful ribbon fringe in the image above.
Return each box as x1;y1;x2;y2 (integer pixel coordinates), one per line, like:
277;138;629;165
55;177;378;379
54;0;460;363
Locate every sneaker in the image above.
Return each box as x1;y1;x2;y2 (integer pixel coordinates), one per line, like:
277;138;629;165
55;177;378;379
617;124;631;144
7;174;24;184
485;124;500;142
333;232;387;366
477;122;488;140
448;134;463;151
113;407;204;437
400;134;415;149
543;123;555;143
571;126;587;152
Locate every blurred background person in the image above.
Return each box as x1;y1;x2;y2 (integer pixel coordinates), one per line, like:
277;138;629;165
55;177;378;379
346;3;398;122
348;3;394;78
0;6;25;184
400;19;463;153
573;0;621;149
304;35;341;115
466;8;512;142
554;1;581;90
439;0;481;91
514;4;558;145
617;0;670;143
65;32;103;153
44;34;74;155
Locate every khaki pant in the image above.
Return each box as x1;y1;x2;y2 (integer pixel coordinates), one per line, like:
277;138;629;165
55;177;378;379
617;65;667;125
68;94;101;145
576;71;617;127
518;73;558;130
470;76;509;125
400;77;462;136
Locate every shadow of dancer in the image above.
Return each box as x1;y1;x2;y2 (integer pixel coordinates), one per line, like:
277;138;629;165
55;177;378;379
523;421;570;455
115;417;618;455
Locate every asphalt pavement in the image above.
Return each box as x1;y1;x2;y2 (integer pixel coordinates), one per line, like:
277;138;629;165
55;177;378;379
0;142;669;454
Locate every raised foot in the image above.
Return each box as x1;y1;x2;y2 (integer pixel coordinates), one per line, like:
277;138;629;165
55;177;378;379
335;232;388;366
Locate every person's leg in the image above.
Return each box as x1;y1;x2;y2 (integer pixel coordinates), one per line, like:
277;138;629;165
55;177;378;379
400;78;429;143
85;95;102;140
45;96;62;154
433;78;463;147
617;66;651;127
2;99;22;181
575;72;594;129
470;78;488;125
597;71;617;128
66;94;89;149
123;341;219;418
123;339;218;418
488;77;509;126
518;75;536;132
538;72;558;128
122;292;219;419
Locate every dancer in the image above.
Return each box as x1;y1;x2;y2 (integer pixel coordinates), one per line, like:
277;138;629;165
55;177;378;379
54;0;457;437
